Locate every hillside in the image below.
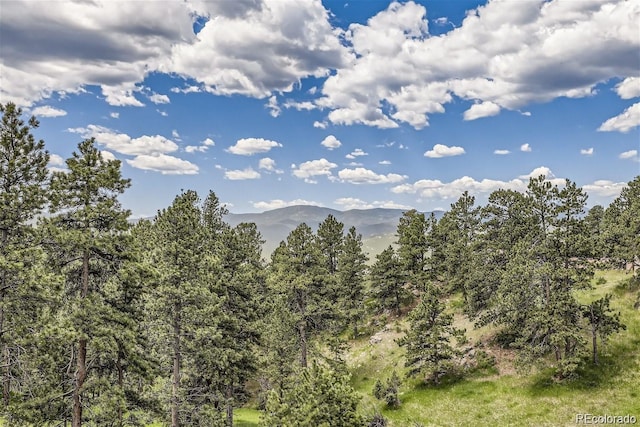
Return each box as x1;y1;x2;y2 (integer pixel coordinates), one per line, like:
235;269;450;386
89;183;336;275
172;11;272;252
225;205;444;258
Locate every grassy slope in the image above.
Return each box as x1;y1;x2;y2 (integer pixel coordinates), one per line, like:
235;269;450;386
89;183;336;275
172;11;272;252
347;270;640;426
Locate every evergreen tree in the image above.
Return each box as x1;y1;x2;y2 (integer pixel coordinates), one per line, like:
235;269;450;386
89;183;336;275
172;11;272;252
148;190;220;427
396;210;428;288
582;295;625;365
584;205;605;258
317;214;344;275
399;284;464;384
267;224;332;369
602;176;640;274
206;219;264;427
434;191;481;309
337;226;368;337
261;361;362;427
370;246;406;314
0;102;51;413
46;138;131;426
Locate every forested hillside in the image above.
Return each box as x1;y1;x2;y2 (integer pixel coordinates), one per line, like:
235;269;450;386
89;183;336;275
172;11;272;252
2;102;639;426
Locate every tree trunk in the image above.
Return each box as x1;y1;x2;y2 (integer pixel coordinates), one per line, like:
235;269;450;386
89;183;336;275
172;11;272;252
171;304;181;427
591;306;598;365
298;320;307;368
117;346;124;427
225;384;233;427
72;251;90;427
72;339;87;427
1;228;9;409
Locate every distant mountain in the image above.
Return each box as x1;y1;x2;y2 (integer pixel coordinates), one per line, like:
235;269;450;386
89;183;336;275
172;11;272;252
225;205;444;259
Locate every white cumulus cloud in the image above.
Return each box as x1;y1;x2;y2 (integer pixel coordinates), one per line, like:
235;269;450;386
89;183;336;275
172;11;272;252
31;105;67;117
321;135;342;150
463;101;501;121
424;144;465;158
227;138;282;155
619;149;638;160
520;143;532;152
149;93;170;104
225;167;261;180
345;148;368;159
580;148;594;156
598;103;640;133
126;154;198;175
338;167;406;184
494;149;510;155
616;77;640;99
292;158;337;181
68;125;178;156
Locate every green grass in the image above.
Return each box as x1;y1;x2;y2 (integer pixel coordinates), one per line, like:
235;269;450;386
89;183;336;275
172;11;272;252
348;270;640;426
234;407;260;426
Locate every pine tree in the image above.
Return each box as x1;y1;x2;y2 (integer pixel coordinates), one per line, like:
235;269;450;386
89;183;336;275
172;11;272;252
582;295;625;365
0;102;51;412
148;190;220;427
262;361;362;427
206;219;264;427
396;210;428;288
370;246;405;314
399;284;464;384
602;176;640;274
337;226;368;337
267;224;331;368
46;138;131;426
434;191;481;310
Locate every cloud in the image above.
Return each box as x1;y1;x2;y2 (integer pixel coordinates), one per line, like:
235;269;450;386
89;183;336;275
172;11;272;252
313;120;328;129
321;135;341;150
168;0;351;98
258;157;283;173
185;137;214;154
580;147;594;156
598;102;640;133
253;199;322;210
379;160;391;165
101;84;145;107
0;1;195;106
391;167;624;201
157;110;168;117
283;100;316;111
345;148;368;159
226;137;282;155
48;153;65;166
292;158;337;181
520;143;532;152
100;150;116;161
583;180;628;197
185;145;208;153
619;149;639;160
463;101;500;121
494;149;510;155
334;197;413;210
225;167;261;180
519;166;555;180
338;167;406;184
31;105;67;117
318;1;639;129
616;77;640;99
110;112;119;119
424;144;465;158
126;154;198;175
149;93;170;104
266;96;281;117
68;125;178;156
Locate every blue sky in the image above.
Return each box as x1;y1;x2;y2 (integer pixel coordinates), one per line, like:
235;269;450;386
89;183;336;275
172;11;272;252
1;0;638;216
